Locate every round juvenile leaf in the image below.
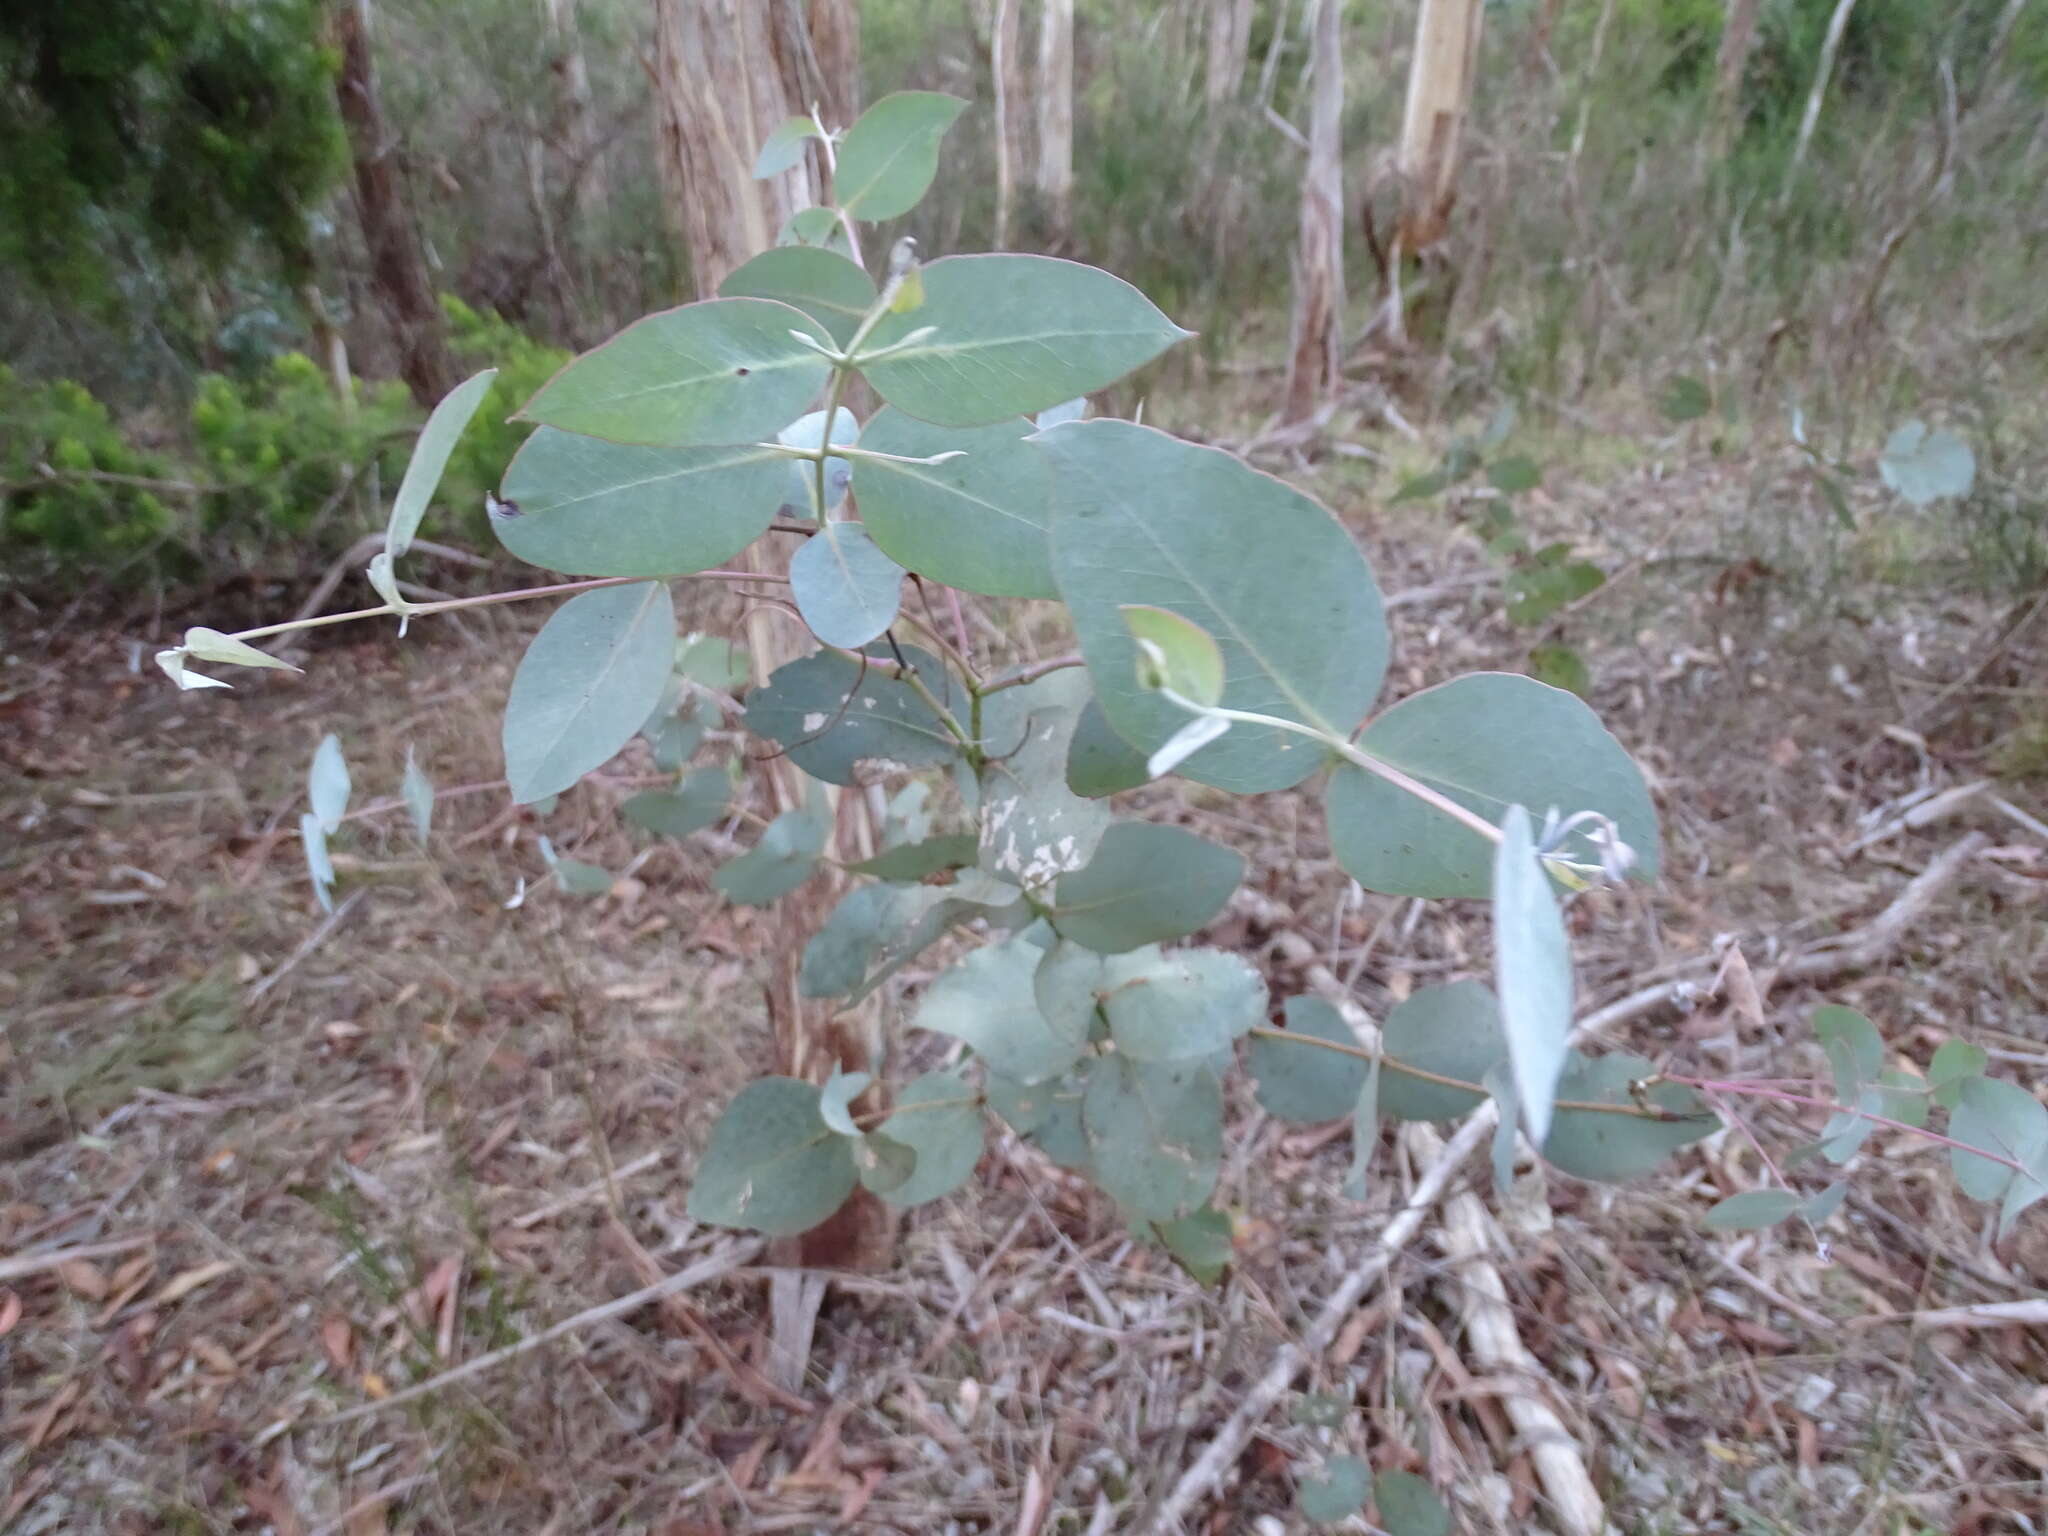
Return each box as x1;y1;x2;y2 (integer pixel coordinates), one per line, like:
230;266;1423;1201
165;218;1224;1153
986;1072;1054;1135
1703;1189;1803;1231
1930;1038;1988;1110
746;648;961;785
518;299;832;447
803;872;1020;1002
1098;946;1265;1062
790;522;905;648
1379;981;1502;1122
1081;1055;1222;1222
855;410;1056;597
503;583;676;804
1297;1456;1370;1524
874;1069;983;1206
778;406;859;514
1488;454;1541;495
1034;939;1108;1048
1494;805;1574;1147
387;367;497;557
1814;1004;1884;1085
1328;672;1660;899
819;1069;871;1137
835;91;967;221
1373;1470;1451;1536
712;797;830;906
1543;1051;1717;1182
915;937;1088;1085
686;1077;858;1236
1879;420;1975;506
718;246;876;349
1157;1206;1233;1285
1948;1076;2048;1213
1028;1080;1092;1170
856;1132;917;1195
622;765;730;840
1042;421;1387;792
860;256;1189;427
1123;605;1225;707
1066;697;1151;798
1249;996;1368;1124
1049;822;1244;954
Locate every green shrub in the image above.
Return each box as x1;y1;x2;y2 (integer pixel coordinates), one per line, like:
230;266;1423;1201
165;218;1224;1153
0;365;180;570
439;295;571;536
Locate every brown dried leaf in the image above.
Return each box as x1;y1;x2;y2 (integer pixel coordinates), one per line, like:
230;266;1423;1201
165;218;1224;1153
56;1260;109;1299
151;1259;233;1307
0;1289;20;1337
1712;943;1765;1031
322;1314;355;1372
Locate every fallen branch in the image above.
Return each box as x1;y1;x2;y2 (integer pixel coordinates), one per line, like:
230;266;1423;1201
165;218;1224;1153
0;1235;155;1285
1851;1299;2048;1331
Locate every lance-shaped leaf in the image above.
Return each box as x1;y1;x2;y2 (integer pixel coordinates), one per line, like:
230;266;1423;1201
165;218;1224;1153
300;813;335;913
834;91;967;221
686;1077;859;1236
1327;672;1659;899
1379;980;1503;1122
1098;946;1265;1062
1082;1055;1222;1222
977;670;1112;890
855;410;1057;598
746;648;962;785
790;521;905;647
1494;805;1574;1147
182;626;302;678
719;247;874;352
859;256;1189;427
753;114;823;178
872;1069;983;1206
1542;1051;1717;1182
847;833;977;883
402;747;434;842
387;367;496;558
497;429;787;577
308;734;350;834
1250;996;1369;1124
1047;821;1243;953
914;936;1087;1085
622;765;730;840
1879;420;1975;505
1041;421;1386;792
155;648;231;691
713;795;830;906
503;582;676;803
1703;1189;1803;1231
518;298;833;446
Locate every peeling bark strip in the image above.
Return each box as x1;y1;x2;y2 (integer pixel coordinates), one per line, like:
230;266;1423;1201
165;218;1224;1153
1395;0;1484;253
334;0;453;408
1282;0;1344;425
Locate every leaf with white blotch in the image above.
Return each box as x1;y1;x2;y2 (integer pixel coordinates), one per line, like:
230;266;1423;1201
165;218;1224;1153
848;833;977;882
873;1069;983;1206
519;298;832;447
1494;806;1574;1147
184;627;301;675
503;583;675;804
1373;1470;1451;1536
752;114;822;178
1048;821;1243;954
855;410;1056;598
835;91;967;220
402;747;434;842
1948;1076;2048;1233
712;794;830;907
1033;938;1108;1048
746;648;962;786
623;765;730;840
1098;946;1265;1063
1880;420;1975;506
1703;1189;1803;1231
819;1069;871;1137
1542;1051;1717;1182
778;406;860;515
1379;981;1502;1122
300;813;334;913
790;522;905;648
1328;672;1660;899
1082;1054;1222;1222
1297;1457;1370;1525
686;1077;858;1236
977;670;1111;891
1041;421;1386;792
388;368;496;558
915;935;1087;1084
1250;996;1368;1124
1066;697;1151;798
498;429;786;578
1157;1205;1232;1285
308;733;350;834
860;257;1189;427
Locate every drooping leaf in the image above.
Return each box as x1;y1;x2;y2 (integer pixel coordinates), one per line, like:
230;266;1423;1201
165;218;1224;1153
300;813;334;913
1122;605;1225;707
848;833;978;882
1157;1205;1233;1285
1041;421;1386;792
1929;1038;1988;1110
854;410;1057;598
1373;1469;1451;1536
1703;1189;1804;1231
686;1078;859;1236
1297;1456;1370;1524
977;670;1112;891
1542;1051;1717;1182
1250;996;1368;1124
1048;821;1243;953
1493;805;1574;1147
745;648;961;785
752;114;822;178
401;746;434;842
1486;1064;1520;1192
790;522;905;647
1879;420;1975;506
1379;980;1502;1122
1327;672;1660;898
497;429;787;578
387;368;497;557
914;936;1088;1084
622;765;730;840
308;733;350;834
518;299;833;447
874;1069;983;1206
1066;697;1151;798
1097;946;1265;1062
819;1069;871;1136
860;257;1189;427
712;794;830;906
834;91;967;221
1081;1054;1222;1222
502;583;676;803
183;627;300;676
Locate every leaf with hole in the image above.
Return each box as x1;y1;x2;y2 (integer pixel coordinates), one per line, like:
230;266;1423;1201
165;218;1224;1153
834;91;967;221
855;410;1056;597
503;583;675;804
1047;822;1243;953
790;522;905;648
1042;421;1387;792
1250;996;1368;1124
1097;946;1265;1062
687;1078;859;1236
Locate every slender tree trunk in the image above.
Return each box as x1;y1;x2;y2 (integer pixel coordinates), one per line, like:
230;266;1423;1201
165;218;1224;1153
1786;0;1861;188
1204;0;1254;106
544;0;607;221
333;0;452;408
1282;0;1343;424
1035;0;1075;237
991;0;1022;246
806;0;862;128
1713;0;1761;140
1396;0;1484;253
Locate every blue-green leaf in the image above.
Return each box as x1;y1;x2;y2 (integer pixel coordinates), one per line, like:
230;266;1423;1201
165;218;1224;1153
915;935;1088;1084
1048;822;1243;954
1082;1054;1222;1222
300;813;335;913
687;1078;858;1236
712;794;830;906
1298;1456;1370;1524
1493;805;1573;1147
1157;1205;1233;1285
1543;1051;1717;1181
622;765;730;840
503;583;676;804
873;1069;983;1206
745;648;961;785
401;746;433;842
1373;1469;1451;1536
308;733;350;834
834;91;968;221
1879;420;1975;506
1703;1189;1803;1230
855;411;1056;598
1098;946;1265;1062
790;522;905;648
1250;996;1368;1124
753;115;823;178
387;368;497;557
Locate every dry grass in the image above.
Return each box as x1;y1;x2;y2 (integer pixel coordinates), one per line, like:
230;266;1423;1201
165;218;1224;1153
4;420;2046;1535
